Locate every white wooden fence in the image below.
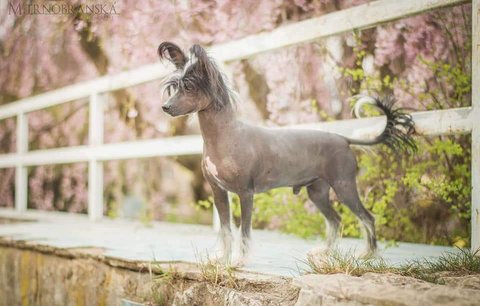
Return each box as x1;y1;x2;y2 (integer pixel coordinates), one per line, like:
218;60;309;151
0;0;478;250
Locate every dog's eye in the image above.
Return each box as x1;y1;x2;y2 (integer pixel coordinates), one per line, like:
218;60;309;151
166;83;178;97
183;80;193;92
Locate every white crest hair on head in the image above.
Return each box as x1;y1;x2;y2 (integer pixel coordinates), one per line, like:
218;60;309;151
161;71;181;97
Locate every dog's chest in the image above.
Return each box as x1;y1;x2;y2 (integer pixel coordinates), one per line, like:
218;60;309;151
203;155;240;190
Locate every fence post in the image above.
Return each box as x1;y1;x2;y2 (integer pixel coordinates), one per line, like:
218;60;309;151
472;0;480;251
88;93;105;220
15;112;28;212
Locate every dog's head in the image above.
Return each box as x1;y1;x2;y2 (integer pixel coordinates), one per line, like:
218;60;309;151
158;42;232;117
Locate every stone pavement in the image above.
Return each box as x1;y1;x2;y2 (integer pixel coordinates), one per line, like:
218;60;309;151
0;208;457;277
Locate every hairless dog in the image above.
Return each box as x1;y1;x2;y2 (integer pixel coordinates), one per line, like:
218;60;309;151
158;42;416;266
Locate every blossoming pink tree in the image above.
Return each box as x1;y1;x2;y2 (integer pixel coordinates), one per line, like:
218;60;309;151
0;0;471;238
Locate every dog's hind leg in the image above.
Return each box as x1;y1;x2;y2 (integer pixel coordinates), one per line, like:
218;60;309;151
234;191;254;267
306;179;341;257
332;177;377;257
210;183;233;264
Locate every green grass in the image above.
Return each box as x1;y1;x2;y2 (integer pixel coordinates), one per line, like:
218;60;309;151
148;248;241;306
148;263;182;306
304;248;480;284
194;249;239;288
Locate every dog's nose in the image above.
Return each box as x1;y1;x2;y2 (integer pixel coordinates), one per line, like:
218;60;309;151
162;104;171;112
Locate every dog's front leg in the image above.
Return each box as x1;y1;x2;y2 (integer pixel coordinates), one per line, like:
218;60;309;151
210;183;233;264
234;191;253;267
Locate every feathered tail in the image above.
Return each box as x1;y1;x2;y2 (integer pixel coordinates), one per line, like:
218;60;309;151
347;95;417;152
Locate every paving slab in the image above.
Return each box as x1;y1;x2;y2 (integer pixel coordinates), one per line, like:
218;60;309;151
0;208;457;277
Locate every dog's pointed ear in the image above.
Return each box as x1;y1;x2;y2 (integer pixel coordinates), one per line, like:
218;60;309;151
189;44;219;82
158;42;187;69
189;44;206;58
189;44;209;67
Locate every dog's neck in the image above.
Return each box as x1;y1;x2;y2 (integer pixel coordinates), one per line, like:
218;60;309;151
198;103;237;148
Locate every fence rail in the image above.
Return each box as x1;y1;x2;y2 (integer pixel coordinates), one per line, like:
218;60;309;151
0;0;478;249
0;107;473;169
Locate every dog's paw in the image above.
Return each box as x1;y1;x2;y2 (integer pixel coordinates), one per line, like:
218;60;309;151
307;246;329;259
231;248;249;268
359;249;377;259
306;249;328;268
209;250;231;265
306;246;330;268
230;255;247;268
211;241;233;265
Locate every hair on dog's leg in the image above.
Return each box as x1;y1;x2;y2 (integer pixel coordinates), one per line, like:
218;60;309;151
235;191;253;267
306;179;341;258
219;224;233;263
210;184;233;263
332;178;377;257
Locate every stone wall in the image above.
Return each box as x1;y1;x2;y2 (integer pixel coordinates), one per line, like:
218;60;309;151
2;241;479;306
0;243;299;306
0;246;155;306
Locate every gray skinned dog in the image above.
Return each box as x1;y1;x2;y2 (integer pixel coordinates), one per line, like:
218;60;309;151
158;42;416;266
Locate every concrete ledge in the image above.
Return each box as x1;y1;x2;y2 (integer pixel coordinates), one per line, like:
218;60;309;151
0;243;299;305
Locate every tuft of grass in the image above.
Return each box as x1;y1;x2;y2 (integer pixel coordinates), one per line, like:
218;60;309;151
149;263;183;306
147;248;240;305
195;249;239;289
305;249;396;276
413;248;480;273
304;248;480;284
